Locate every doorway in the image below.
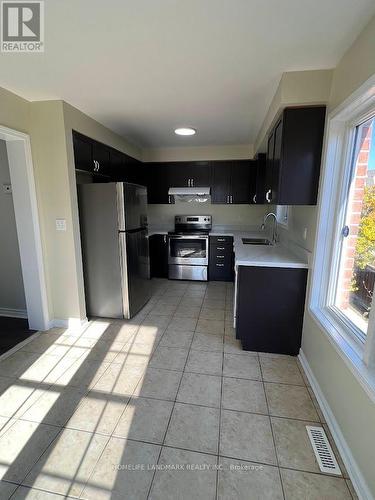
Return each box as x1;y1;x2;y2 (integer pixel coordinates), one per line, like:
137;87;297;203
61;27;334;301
0;126;49;353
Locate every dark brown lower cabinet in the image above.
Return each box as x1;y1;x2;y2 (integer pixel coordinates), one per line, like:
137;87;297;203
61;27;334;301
149;234;168;278
236;266;307;355
209;236;234;282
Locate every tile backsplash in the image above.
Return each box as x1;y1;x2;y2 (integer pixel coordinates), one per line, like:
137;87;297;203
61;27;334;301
148;202;269;230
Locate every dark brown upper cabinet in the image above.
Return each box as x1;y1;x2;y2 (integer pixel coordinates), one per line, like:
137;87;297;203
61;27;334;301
264;106;326;205
168;161;210;188
73;131;111;179
253;153;267;204
211;160;257;204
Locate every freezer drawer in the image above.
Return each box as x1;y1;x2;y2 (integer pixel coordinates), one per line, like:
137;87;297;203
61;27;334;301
168;264;207;281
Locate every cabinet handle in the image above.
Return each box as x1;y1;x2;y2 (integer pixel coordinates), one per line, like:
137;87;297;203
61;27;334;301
168;195;171;204
217;255;225;258
217;238;225;242
164;235;167;244
188;179;191;187
216;263;224;267
191;178;194;187
226;195;229;204
266;189;272;203
93;160;100;172
217;247;225;250
230;195;233;204
253;194;256;203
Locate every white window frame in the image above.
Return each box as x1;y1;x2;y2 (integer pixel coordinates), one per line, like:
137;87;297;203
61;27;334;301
276;205;289;228
309;74;375;399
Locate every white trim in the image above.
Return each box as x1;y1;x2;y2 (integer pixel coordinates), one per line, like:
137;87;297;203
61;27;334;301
309;73;375;398
0;125;50;331
0;308;27;319
47;317;89;334
299;350;374;500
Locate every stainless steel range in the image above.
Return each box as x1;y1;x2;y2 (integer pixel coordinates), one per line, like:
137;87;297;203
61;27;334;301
168;215;212;281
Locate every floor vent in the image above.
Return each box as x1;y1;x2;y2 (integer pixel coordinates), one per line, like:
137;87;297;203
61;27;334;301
306;426;342;476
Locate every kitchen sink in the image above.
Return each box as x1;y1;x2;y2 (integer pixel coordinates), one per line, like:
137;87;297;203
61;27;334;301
242;237;272;245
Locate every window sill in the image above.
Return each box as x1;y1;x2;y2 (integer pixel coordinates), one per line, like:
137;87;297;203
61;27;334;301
309;305;375;404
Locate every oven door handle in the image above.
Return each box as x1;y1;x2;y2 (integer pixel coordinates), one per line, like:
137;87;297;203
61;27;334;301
168;235;209;240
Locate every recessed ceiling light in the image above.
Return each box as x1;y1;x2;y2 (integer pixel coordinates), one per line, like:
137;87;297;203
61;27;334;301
174;127;196;136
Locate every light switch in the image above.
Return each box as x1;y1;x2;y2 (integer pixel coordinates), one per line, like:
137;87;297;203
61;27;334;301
56;219;67;231
2;184;12;194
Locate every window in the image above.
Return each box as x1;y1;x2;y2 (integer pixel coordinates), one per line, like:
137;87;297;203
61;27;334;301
333;116;375;340
310;76;375;384
276;205;289;227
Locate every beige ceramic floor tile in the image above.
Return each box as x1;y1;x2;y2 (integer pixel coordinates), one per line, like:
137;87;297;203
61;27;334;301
65;391;129;435
0;351;41;378
220;410;277;465
149;447;217;500
52;357;111;389
191;332;224;352
133;367;182;401
114;396;173;444
280;468;352;500
23;428;108;497
177;372;222;408
222;377;268;414
260;356;304;385
11;486;74;499
0;377;38;418
173;306;201;319
185;350;223;376
81;437;160;500
271;417;324;473
20;385;87;426
199;308;225;321
0;481;18;499
165;403;220;454
223;354;261;380
265;383;320;421
0;419;60;483
218;457;283;500
150;346;189;371
93;363;145;396
167;317;198;332
160;329;194;348
196;318;225;335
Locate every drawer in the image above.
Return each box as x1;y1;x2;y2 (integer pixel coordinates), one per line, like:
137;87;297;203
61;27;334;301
210;235;233;246
212;252;232;266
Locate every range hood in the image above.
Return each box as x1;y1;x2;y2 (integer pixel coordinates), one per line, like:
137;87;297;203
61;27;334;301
168;187;211;204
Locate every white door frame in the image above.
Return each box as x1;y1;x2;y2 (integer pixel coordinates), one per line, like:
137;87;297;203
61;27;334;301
0;125;49;331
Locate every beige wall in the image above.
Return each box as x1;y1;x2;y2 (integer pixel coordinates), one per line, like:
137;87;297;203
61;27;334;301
143;144;254;162
0;87;142;324
254;69;333;152
0;140;26;312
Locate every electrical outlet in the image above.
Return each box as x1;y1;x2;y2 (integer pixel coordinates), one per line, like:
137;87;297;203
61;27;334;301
56;219;67;231
2;184;12;194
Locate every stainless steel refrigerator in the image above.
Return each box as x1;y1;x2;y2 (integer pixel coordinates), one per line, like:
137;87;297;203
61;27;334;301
78;182;151;319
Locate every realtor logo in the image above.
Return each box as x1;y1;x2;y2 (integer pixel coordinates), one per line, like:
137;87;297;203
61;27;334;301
1;1;44;52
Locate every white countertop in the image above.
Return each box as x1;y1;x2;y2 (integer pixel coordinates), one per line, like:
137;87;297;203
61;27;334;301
148;226;309;269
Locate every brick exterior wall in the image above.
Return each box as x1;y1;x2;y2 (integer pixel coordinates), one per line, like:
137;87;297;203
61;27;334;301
337;122;372;310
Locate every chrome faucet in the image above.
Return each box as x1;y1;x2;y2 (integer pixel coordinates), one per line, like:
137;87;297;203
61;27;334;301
261;212;278;244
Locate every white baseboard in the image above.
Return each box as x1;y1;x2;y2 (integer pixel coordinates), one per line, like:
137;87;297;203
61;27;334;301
0;307;27;319
299;349;373;500
47;317;89;334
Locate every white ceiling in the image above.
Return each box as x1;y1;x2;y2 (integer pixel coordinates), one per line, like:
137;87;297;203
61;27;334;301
0;0;374;148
